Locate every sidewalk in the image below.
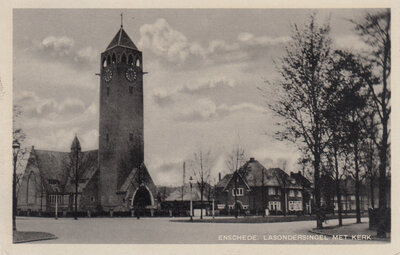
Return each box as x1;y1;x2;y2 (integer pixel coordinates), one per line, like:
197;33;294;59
13;231;57;243
309;222;390;242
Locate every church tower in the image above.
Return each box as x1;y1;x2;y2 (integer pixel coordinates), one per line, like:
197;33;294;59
98;23;144;210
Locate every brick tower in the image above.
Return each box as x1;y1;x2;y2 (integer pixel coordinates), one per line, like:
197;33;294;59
98;23;144;210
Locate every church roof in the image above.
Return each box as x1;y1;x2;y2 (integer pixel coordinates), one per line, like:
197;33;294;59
28;148;99;193
106;27;138;50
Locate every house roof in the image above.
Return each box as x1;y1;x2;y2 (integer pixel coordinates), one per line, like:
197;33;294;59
215;174;233;189
106;27;138;50
238;158;302;189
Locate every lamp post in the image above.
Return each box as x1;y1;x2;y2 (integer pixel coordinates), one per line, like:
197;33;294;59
189;176;194;222
13;140;20;231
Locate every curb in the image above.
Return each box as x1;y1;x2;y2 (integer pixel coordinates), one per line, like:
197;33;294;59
14;235;58;244
308;229;389;242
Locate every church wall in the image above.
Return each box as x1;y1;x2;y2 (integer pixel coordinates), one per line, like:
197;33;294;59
17;152;47;212
79;170;100;212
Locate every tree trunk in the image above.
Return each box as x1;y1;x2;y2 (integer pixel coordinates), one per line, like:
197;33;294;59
354;143;361;223
377;120;388;237
370;175;375;209
334;151;343;226
200;185;203;219
234;175;238;218
314;151;323;229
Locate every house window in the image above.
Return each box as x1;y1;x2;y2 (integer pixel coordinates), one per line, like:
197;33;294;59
295;190;302;198
107;87;110;96
106;133;109;142
268;187;276;195
276;188;281;195
91;196;95;202
232;188;244;196
289;190;295;197
129;133;133;141
129;86;133;94
288;201;302;211
268;201;281;211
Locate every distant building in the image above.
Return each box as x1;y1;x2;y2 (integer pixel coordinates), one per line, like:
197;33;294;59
159;183;212;216
215;158;310;215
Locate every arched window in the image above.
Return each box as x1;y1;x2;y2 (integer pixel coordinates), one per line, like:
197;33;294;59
107;55;111;66
136;58;141;67
26;172;36;204
121;53;127;64
102;58;107;67
112;53;116;64
128;54;134;65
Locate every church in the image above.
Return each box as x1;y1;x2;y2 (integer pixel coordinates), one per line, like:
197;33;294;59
17;23;158;215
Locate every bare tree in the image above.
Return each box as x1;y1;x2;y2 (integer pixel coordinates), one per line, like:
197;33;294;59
226;145;246;218
190;149;212;220
267;14;332;229
352;9;390;238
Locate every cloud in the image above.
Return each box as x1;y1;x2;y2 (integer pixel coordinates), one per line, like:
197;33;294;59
238;32;291;46
152;89;175;107
74;46;98;63
14;90;86;119
139;18;193;63
139;19;289;67
175;98;264;122
333;35;371;51
152;76;236;107
34;36;75;57
30;35;99;69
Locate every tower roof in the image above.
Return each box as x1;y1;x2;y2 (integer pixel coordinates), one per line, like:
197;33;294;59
106;27;138;51
70;135;81;151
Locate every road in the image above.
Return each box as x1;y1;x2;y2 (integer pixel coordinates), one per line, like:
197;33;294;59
15;216;381;244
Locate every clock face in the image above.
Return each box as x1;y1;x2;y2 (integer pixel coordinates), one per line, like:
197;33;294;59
126;67;137;82
104;68;113;83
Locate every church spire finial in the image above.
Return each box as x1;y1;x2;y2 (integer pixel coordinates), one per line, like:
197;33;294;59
120;12;123;28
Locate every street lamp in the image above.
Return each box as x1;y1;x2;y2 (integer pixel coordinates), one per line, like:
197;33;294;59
189;176;194;222
13;140;20;231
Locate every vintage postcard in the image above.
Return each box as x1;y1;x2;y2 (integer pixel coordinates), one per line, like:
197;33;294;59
1;2;399;255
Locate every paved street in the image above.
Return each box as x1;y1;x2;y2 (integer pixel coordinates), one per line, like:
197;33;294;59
16;216;382;244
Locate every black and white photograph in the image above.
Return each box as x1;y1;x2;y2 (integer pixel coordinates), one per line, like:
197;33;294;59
1;5;398;253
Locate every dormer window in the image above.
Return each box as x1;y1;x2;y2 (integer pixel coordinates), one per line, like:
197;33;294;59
136;58;141;67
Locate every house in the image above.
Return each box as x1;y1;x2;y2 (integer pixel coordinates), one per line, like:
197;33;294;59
215;158;308;215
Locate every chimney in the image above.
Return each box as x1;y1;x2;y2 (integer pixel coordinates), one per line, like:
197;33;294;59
218;172;221;182
31;145;35;150
249;157;255;162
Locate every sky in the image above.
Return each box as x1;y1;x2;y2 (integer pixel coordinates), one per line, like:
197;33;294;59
13;9;375;186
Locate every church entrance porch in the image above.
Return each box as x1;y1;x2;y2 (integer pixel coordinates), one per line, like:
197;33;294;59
132;185;152;208
131;185;154;218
